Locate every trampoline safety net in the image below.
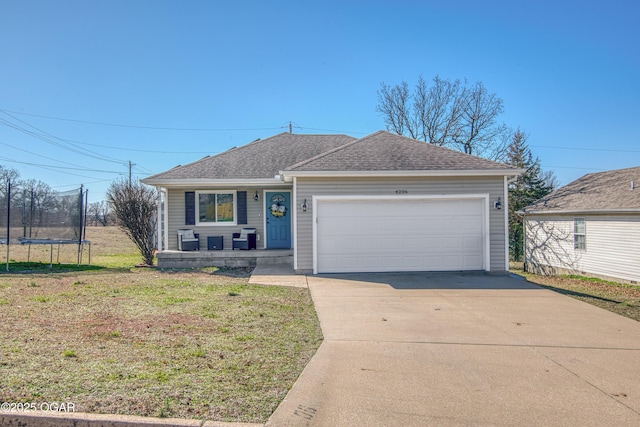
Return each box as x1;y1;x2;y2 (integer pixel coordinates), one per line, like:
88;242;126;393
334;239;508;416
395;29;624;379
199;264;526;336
1;186;84;243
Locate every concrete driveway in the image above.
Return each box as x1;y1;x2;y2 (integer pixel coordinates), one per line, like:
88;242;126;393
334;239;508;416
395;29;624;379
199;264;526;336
266;272;640;426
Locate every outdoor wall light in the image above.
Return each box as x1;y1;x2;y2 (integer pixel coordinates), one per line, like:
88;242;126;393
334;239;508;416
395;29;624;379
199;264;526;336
301;199;308;212
494;197;502;210
254;191;260;201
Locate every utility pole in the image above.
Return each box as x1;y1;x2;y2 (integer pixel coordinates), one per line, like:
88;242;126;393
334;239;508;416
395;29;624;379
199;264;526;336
128;160;136;186
289;121;292;134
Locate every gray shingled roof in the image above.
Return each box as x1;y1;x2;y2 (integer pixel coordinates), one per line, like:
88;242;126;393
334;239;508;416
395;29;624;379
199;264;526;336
285;130;517;172
144;133;356;181
523;166;640;214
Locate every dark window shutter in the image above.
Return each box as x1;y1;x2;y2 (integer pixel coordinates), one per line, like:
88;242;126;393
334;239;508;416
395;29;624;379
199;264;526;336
185;192;195;225
237;191;247;224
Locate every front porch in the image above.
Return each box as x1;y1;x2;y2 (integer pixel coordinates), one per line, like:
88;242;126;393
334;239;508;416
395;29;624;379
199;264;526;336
156;248;293;269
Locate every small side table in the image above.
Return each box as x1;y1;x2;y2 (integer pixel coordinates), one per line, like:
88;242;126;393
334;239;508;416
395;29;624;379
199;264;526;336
207;235;223;250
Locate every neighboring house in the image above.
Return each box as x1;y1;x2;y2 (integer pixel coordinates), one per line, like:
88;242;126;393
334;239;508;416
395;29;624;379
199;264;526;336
521;166;640;284
142;130;522;274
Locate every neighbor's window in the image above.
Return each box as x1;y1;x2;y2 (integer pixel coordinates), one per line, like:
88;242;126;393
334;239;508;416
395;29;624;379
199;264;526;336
574;218;586;250
197;191;236;225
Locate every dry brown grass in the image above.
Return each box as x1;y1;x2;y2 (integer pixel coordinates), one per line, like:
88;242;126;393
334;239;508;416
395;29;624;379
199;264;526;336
0;227;322;422
512;264;640;322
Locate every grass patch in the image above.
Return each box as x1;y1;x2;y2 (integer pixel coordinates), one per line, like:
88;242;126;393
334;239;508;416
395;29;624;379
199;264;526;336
62;349;78;358
0;226;322;423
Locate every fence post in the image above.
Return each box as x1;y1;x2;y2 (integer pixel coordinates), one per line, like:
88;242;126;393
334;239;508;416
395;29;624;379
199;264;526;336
5;180;10;272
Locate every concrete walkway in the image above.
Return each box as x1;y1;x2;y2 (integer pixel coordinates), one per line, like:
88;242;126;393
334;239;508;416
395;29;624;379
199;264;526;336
266;272;640;426
249;263;308;288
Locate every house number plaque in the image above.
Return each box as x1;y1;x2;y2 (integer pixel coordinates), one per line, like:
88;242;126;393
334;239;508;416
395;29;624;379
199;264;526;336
395;189;409;194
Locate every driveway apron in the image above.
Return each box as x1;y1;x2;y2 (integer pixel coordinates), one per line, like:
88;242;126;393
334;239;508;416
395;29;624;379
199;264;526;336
266;272;640;426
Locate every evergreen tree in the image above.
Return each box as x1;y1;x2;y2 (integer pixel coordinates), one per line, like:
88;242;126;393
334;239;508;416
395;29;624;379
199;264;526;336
506;130;554;261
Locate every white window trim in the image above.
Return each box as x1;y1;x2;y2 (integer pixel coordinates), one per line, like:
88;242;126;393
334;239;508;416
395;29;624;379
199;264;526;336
574;217;586;251
195;190;238;226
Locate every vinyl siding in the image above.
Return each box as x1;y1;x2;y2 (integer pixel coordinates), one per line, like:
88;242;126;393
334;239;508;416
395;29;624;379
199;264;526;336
165;187;290;250
525;214;640;283
294;176;506;272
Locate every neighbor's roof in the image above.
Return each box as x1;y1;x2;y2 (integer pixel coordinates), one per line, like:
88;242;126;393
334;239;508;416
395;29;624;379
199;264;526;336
283;130;518;173
143;133;356;182
523;166;640;214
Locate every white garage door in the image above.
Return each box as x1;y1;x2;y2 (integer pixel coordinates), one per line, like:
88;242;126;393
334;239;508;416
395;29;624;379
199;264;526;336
315;197;487;273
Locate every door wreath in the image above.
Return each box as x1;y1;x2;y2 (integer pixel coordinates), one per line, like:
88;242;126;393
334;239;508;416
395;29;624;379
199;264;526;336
269;194;287;217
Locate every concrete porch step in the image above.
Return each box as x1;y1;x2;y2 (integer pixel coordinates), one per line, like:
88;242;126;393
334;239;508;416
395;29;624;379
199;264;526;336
256;255;293;266
156;249;293;269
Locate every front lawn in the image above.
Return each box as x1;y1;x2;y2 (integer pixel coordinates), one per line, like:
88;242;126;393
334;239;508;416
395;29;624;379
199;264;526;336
0;227;323;423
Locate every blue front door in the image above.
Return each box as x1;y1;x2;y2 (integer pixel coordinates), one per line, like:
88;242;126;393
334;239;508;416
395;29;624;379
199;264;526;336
266;192;291;249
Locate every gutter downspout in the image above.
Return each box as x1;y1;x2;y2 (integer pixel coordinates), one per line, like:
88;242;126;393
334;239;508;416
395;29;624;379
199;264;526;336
505;175;527;271
504;174;519;272
292;177;297;271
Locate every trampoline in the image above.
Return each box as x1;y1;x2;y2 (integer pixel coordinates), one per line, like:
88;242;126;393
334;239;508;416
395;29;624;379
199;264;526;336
1;182;90;271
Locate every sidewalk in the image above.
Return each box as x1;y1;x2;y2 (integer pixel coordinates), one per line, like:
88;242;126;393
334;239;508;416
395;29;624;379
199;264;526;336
0;411;263;427
248;263;308;288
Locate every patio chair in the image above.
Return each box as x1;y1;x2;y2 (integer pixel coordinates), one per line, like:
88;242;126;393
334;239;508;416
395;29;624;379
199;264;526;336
177;229;200;251
232;228;257;250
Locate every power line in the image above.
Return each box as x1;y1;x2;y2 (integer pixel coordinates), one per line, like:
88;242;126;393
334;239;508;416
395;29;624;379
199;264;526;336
0;140;89;170
0;156;122;173
531;145;640;154
1;118;214;155
541;164;610;171
0;108;285;132
0;156;121;180
52;178;114;190
0;111;126;164
1;108;375;136
57;142;213;154
297;126;369;135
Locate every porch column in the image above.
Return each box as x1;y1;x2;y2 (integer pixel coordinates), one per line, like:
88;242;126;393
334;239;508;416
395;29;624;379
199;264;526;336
156;188;167;252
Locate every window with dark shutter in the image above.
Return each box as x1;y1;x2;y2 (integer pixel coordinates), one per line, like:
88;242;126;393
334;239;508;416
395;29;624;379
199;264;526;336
237;191;247;224
185;192;195;225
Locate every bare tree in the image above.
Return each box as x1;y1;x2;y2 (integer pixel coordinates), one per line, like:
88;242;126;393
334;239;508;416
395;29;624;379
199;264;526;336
0;165;20;199
542;169;560;190
107;178;157;266
377;80;411;137
88;201;112;226
377;75;509;159
21;179;57;229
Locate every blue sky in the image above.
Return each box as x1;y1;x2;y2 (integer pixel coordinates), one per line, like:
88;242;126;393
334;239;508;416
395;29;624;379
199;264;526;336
1;0;638;203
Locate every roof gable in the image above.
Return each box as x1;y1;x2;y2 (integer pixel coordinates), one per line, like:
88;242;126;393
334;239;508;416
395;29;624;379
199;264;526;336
144;133;356;181
284;130;516;172
524;166;640;213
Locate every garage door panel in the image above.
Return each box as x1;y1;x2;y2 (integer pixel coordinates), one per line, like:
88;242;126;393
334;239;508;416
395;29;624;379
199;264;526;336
464;237;483;249
400;237;424;250
317;198;485;273
464;255;483;268
443;255;471;269
383;256;420;270
420;237;441;249
340;239;365;251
